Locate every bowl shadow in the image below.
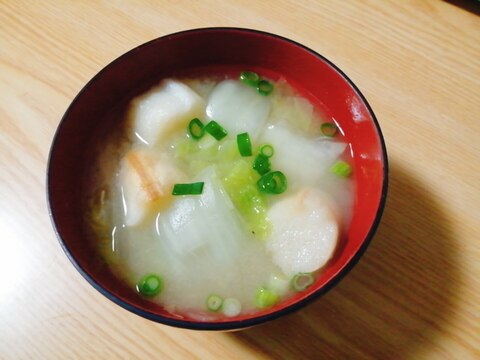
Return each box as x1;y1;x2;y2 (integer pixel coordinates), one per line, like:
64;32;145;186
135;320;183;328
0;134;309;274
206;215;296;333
229;161;461;359
443;0;480;16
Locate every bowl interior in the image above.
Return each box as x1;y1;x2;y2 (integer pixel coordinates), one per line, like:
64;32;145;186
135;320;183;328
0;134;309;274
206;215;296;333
48;28;387;330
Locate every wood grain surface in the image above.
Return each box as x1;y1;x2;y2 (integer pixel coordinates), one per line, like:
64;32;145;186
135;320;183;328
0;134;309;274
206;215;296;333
1;1;479;359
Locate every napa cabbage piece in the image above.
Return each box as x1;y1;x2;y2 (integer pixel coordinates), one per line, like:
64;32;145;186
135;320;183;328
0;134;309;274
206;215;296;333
172;134;270;238
206;80;271;140
268;79;318;134
220;159;270;239
156;167;247;263
129;79;205;147
266;188;339;276
260;122;347;190
172;136;238;176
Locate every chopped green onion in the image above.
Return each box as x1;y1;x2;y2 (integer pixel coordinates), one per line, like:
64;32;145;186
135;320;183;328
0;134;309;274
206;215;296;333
205;120;228;140
253;154;271;175
321;123;338;137
291;273;315;292
259;144;274;158
237;132;252;157
188;118;205;140
255;287;279;309
206;294;223;312
222;298;242;317
330;161;352;177
172;182;204;195
257;171;287;194
257;80;273;96
240;71;274;95
240;71;260;87
137;274;163;297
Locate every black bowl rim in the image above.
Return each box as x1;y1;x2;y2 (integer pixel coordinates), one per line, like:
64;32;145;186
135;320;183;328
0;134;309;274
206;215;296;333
47;26;389;331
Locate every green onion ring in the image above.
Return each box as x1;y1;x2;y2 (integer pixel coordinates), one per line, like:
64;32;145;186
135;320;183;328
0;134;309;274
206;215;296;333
137;274;163;297
259;144;274;158
237;132;252;157
172;182;205;195
188;118;205;140
255;287;279;309
291;273;314;292
205;120;228;140
257;171;287;194
240;71;260;87
257;80;273;96
321;123;338;137
206;294;223;312
330;161;352;177
253;154;271;175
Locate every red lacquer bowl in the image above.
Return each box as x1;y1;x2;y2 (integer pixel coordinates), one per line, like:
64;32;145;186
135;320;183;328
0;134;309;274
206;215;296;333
47;28;388;331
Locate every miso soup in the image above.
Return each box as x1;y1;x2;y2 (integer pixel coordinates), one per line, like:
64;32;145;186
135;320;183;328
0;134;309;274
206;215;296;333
84;71;354;321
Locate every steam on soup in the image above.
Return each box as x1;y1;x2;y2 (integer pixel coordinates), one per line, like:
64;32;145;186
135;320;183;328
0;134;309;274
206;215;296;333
85;71;354;321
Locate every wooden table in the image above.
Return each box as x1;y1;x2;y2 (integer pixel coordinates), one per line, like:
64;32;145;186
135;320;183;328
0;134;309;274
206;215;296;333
1;1;479;359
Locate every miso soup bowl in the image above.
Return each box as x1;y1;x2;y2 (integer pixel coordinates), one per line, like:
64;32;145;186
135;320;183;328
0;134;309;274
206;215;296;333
47;27;388;331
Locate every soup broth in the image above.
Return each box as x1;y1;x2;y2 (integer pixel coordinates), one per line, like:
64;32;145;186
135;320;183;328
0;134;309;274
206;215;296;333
84;71;354;320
